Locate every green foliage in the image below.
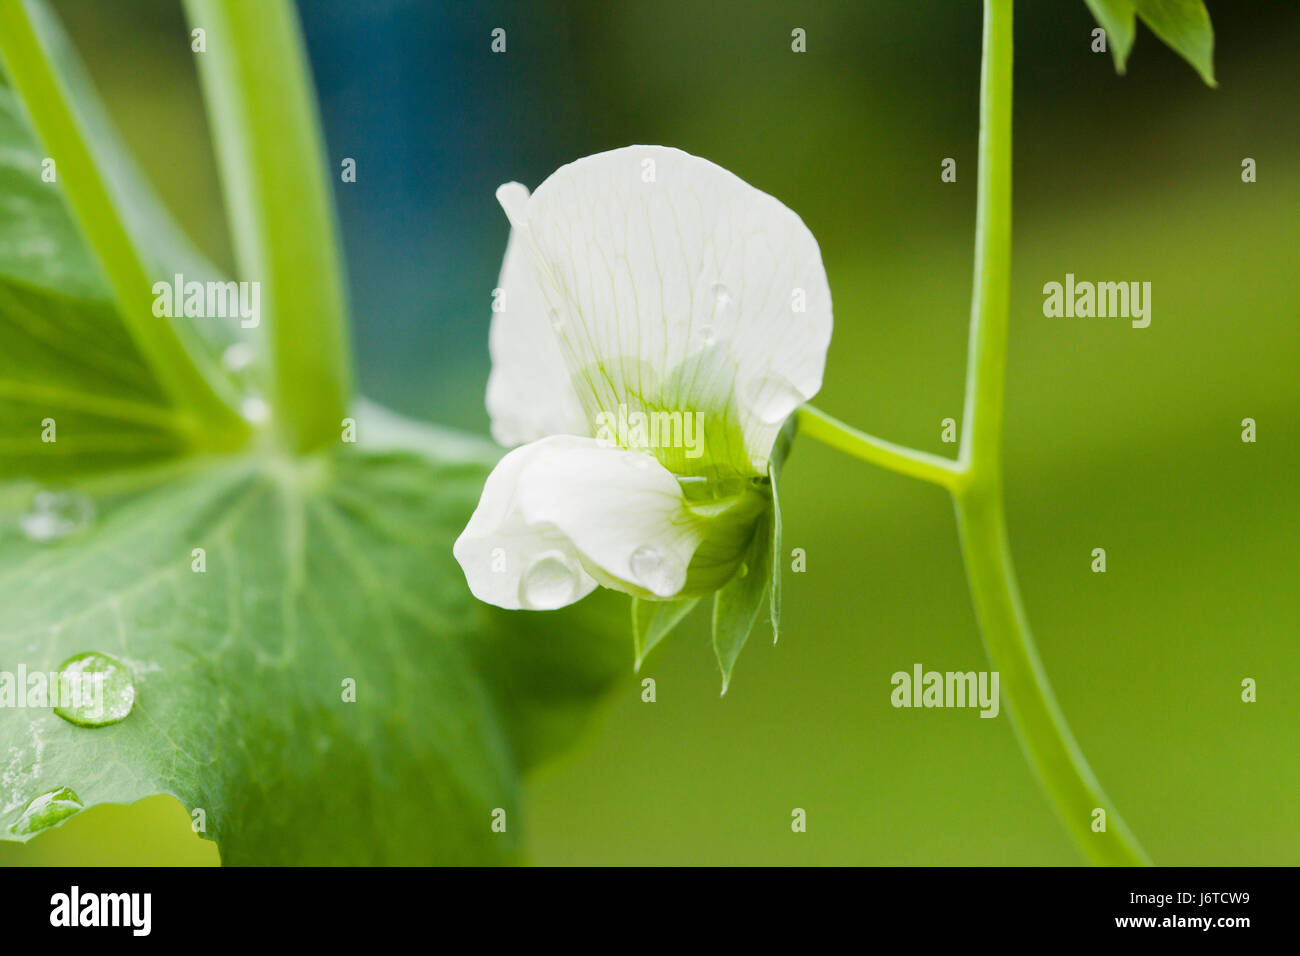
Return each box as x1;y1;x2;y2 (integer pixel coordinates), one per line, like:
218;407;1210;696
0;2;624;863
1086;0;1217;86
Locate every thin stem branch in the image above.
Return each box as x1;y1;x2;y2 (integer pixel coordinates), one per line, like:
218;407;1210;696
0;0;248;449
797;405;965;492
184;0;352;454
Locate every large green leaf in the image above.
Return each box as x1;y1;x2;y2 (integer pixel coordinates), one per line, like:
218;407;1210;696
0;6;625;863
0;418;625;863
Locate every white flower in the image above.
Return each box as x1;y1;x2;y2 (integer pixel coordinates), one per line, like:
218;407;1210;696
455;145;832;610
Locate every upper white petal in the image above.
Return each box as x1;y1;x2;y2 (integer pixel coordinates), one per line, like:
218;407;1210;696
486;211;589;447
487;145;832;473
453;435;704;609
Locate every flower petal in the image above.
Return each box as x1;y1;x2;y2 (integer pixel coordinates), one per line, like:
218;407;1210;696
499;145;832;474
485;184;590;447
453;435;706;609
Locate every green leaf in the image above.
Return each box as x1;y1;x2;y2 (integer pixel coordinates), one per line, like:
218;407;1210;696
0;415;625;863
1132;0;1216;87
631;596;699;669
0;5;626;863
711;504;774;695
1084;0;1137;75
0;1;247;442
1085;0;1216;87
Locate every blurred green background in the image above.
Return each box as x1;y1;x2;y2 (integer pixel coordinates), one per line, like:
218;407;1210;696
3;0;1296;865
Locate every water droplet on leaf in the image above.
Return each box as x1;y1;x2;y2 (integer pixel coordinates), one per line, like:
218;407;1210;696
53;652;136;727
519;552;580;610
18;490;93;542
9;787;83;835
630;546;684;597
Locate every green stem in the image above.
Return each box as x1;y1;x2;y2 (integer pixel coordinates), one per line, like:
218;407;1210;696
0;0;248;450
796;405;964;492
802;0;1150;865
184;0;352;454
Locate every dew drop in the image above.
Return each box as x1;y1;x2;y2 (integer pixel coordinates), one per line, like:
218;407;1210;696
18;490;94;542
221;342;256;373
629;546;684;597
53;652;136;727
710;281;731;311
241;395;271;425
8;786;83;835
697;323;717;346
519;552;581;610
742;373;803;425
547;309;564;334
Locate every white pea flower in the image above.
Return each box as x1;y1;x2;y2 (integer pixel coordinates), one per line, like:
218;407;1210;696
454;146;831;663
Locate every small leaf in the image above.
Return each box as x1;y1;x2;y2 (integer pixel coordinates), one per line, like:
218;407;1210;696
1085;0;1216;87
1084;0;1137;75
711;506;773;695
632;596;700;669
1132;0;1216;87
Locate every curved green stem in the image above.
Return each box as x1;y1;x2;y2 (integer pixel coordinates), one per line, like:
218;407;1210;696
797;405;964;492
802;0;1150;865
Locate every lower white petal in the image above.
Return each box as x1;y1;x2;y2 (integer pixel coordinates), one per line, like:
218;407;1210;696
453;435;704;610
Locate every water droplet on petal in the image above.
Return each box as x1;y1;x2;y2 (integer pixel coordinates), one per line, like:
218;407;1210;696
18;490;94;542
710;281;731;311
742;373;803;425
241;395;271;425
53;652;136;727
629;546;684;598
738;562;750;578
547;309;563;334
9;787;83;835
519;552;581;610
697;323;717;346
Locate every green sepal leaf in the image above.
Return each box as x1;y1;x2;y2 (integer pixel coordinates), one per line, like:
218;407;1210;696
711;502;774;695
631;596;700;669
1085;0;1216;87
768;461;783;645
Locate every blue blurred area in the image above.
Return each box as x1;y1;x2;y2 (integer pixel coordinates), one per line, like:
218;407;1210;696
299;0;590;430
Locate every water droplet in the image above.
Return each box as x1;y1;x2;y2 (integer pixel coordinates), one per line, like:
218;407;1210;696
547;309;564;333
519;552;581;610
241;395;271;425
221;342;256;373
629;546;684;597
53;652;136;727
742;373;803;425
738;562;750;578
697;323;717;346
9;786;83;835
710;281;731;311
18;490;94;542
